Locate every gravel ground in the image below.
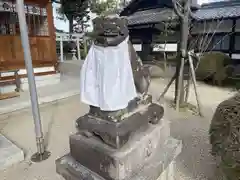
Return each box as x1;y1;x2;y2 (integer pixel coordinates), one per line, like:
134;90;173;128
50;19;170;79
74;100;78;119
0;78;236;180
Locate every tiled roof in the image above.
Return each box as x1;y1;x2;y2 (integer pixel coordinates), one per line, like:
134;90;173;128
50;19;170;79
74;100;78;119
127;8;178;26
195;5;240;20
121;0;199;16
126;5;240;26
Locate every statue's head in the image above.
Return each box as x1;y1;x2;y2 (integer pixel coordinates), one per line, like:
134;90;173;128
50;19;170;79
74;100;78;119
92;14;128;37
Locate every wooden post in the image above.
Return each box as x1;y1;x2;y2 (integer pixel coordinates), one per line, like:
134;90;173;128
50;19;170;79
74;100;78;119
158;72;177;101
188;52;203;116
176;57;185;111
172;0;191;110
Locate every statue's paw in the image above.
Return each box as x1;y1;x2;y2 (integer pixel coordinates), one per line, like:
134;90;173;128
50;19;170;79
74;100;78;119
149;116;161;125
146;103;164;125
81;131;94;138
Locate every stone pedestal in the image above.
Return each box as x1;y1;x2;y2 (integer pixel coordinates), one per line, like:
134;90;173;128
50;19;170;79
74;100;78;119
56;118;182;180
76;103;163;149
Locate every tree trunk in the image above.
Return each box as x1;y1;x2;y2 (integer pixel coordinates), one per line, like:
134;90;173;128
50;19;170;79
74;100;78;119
174;10;189;108
175;20;188;104
81;22;84;33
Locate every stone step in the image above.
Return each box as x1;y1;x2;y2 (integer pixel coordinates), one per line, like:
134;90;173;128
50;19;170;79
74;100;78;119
69;119;171;180
0;134;24;170
56;137;182;180
0;73;60;94
58;60;83;80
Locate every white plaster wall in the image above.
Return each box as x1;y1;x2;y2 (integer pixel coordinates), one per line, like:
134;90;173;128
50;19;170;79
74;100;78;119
198;0;225;5
133;44;142;51
153;44;178;52
133;44;178;52
232;54;240;59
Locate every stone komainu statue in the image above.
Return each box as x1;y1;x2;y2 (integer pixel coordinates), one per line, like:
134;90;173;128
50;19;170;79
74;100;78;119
209;93;240;179
77;15;164;149
85;15;155;120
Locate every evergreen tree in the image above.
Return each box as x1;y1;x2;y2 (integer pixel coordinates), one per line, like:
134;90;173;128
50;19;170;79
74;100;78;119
90;0;119;16
58;0;90;33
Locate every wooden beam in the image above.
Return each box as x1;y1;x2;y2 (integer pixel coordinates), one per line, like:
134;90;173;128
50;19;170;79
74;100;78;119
0;71;57;81
0;92;20;100
0;79;16;86
0;62;58;71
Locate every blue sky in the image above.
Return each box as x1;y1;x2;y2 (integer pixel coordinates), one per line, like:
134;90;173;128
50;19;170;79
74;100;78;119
53;3;97;32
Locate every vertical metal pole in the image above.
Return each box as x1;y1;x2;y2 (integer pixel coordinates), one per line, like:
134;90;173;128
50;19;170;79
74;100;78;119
77;38;81;60
16;0;50;162
60;35;64;62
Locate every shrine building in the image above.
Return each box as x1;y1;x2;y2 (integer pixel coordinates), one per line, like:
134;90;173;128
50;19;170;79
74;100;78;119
0;0;57;98
120;0;240;64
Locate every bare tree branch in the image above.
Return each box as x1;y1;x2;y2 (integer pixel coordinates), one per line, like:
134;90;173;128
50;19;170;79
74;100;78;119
201;19;236;53
208;31;235;53
188;4;199;20
189;22;203;51
199;20;213;52
202;18;224;53
197;21;206;51
172;0;184;18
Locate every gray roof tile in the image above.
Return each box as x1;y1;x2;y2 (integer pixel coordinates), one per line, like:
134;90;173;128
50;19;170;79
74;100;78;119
195;5;240;20
127;5;240;25
127;8;177;25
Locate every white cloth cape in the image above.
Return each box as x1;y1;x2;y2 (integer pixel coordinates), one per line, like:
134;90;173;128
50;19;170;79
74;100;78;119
80;37;137;111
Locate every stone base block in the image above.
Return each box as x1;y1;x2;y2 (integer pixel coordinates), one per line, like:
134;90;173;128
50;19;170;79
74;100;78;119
70;119;170;180
56;138;181;180
76;103;164;149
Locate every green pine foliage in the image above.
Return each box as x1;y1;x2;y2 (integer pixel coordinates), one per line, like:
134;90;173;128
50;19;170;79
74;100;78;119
57;0;120;32
90;0;119;16
58;0;90;32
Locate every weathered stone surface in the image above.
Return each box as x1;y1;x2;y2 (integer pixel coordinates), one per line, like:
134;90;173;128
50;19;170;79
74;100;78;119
88;95;153;122
56;138;182;180
70;119;170;180
76;103;164;149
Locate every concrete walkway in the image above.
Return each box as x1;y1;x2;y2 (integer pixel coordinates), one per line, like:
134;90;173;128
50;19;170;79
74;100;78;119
0;59;83;115
0;77;80;115
0;79;236;180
